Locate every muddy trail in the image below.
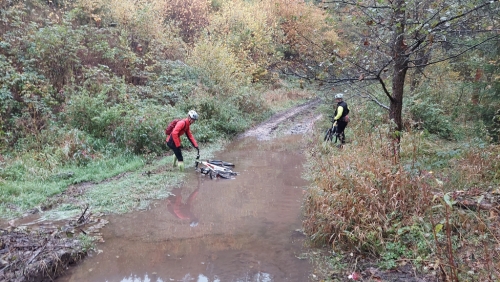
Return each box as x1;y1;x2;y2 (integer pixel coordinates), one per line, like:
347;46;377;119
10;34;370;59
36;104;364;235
1;99;322;282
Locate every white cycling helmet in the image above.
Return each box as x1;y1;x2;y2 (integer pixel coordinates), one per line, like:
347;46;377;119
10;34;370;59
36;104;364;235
335;93;344;99
188;110;199;120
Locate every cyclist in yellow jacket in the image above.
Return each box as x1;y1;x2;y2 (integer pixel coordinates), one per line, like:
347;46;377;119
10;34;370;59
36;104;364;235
333;93;350;145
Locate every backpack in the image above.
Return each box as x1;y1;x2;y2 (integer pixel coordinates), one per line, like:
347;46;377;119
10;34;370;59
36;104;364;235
165;119;183;136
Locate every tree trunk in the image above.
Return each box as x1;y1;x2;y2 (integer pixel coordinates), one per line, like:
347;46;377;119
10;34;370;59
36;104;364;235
390;0;409;136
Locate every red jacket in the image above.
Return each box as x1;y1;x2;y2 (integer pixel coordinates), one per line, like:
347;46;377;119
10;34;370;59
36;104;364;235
167;187;199;220
166;118;198;148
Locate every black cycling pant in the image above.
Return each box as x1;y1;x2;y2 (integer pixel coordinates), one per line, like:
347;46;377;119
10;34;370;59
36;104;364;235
336;121;347;144
167;137;183;162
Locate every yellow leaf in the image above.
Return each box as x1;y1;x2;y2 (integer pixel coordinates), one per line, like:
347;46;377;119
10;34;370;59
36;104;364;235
435;224;443;233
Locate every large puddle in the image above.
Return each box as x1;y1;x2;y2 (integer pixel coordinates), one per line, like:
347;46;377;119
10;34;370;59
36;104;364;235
57;134;312;282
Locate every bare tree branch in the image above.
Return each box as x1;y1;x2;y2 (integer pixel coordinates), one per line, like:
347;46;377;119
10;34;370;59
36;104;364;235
321;0;392;9
410;34;500;68
431;0;499;32
348;83;391;110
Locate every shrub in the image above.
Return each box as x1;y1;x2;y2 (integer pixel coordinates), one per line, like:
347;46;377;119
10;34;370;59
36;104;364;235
206;0;282;74
164;0;211;43
113;104;174;154
29;23;85;90
0;56;54;146
274;0;341;62
50;129;99;166
303;119;433;255
73;0;186;60
304;108;500;277
186;40;247;94
146;60;199;106
63;90;121;139
178;93;252;141
408;97;457;140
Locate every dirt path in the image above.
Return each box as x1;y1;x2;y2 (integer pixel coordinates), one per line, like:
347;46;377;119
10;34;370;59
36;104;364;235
239;98;322;140
0;99;324;282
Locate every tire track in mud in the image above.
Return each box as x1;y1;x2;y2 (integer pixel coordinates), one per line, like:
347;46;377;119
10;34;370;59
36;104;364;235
239;98;323;140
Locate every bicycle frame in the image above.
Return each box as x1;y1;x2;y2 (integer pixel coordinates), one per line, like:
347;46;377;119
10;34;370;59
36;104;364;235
195;159;238;179
324;121;338;143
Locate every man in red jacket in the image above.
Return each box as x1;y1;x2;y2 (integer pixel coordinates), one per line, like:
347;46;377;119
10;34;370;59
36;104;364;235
166;110;199;172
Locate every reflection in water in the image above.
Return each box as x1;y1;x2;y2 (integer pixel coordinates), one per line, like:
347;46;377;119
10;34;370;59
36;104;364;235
119;272;272;282
119;273;163;282
167;187;200;227
58;135;311;282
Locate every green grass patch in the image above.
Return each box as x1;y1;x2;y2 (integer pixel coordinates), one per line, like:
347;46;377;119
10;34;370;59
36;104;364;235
0;140;225;221
0;154;144;219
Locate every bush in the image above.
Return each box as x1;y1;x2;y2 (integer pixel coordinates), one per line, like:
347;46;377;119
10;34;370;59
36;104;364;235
113;104;175;154
63;90;121;139
164;0;211;43
206;0;282;73
187;40;247;94
29;23;85;90
304;108;500;277
178;94;252;142
303;118;433;255
145;60;199;106
408;97;457;140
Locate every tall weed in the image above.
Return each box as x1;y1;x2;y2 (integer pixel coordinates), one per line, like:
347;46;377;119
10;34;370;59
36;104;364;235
304;108;500;278
304;121;432;255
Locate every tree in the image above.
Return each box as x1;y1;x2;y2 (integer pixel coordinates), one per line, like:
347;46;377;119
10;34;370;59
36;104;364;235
284;0;499;143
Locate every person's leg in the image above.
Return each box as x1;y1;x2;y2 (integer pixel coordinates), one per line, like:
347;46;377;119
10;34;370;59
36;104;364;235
336;122;347;144
178;160;185;172
167;139;184;169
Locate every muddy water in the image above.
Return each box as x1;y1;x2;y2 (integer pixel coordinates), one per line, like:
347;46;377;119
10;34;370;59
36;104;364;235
57;134;311;282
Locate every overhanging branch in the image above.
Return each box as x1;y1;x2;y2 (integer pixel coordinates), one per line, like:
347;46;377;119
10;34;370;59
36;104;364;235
409;34;500;68
321;0;391;9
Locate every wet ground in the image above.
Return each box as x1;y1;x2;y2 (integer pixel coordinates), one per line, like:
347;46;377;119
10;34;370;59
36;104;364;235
56;105;319;282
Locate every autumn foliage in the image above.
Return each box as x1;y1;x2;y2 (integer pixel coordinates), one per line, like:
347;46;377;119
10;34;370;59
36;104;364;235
164;0;211;43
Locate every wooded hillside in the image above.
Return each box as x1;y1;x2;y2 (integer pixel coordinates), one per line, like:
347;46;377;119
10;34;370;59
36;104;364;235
1;0;499;281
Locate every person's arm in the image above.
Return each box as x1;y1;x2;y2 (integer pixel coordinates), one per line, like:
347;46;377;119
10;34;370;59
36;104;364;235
334;106;344;121
171;120;187;148
186;125;198;148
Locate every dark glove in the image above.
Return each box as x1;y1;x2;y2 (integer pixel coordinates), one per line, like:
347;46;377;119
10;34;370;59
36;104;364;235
195;147;200;159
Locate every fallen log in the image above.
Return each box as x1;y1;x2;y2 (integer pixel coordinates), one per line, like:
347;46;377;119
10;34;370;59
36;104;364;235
433;191;500;212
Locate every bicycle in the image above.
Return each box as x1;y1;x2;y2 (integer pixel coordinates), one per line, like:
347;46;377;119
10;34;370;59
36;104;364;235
195;157;238;179
324;117;339;143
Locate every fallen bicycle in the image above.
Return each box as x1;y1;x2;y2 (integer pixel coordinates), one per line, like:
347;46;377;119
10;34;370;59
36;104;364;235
195;159;238;179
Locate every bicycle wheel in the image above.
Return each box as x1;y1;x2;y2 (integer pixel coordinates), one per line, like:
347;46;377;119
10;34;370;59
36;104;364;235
208;160;235;167
217;171;233;179
324;128;332;142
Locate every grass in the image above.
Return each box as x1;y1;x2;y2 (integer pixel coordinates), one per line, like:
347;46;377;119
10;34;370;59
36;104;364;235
303;113;500;281
262;86;315;112
0;141;226;220
0;154;142;217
